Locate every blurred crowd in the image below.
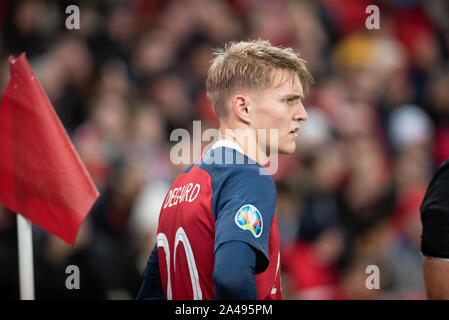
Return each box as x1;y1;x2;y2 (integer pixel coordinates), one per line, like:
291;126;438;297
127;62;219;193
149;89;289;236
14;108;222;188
0;0;448;300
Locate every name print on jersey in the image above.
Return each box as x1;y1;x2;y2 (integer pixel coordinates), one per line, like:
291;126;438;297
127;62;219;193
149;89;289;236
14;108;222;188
163;183;201;209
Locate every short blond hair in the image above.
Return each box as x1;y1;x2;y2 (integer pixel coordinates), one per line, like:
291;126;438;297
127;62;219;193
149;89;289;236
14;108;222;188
206;40;313;119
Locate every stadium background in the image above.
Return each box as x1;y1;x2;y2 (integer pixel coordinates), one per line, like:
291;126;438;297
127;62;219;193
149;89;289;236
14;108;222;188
0;0;448;299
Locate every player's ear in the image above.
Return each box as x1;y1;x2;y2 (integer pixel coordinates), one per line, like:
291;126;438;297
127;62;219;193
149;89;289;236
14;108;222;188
231;94;251;124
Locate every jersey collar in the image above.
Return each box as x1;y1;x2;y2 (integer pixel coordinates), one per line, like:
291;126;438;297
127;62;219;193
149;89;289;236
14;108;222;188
210;139;244;155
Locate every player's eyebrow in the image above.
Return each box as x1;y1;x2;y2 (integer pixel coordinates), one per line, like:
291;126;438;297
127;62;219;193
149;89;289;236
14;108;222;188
281;94;303;101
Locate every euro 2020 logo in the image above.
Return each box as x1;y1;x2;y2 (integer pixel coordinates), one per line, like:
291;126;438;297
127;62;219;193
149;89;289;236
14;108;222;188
235;204;263;238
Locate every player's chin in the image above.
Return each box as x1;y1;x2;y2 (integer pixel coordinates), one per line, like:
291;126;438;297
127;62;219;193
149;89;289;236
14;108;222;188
278;141;297;154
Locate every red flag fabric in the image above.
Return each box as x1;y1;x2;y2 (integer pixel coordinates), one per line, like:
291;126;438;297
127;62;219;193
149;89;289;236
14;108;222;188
0;53;99;246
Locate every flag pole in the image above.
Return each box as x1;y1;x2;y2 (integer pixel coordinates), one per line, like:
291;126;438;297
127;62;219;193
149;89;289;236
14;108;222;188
17;214;35;300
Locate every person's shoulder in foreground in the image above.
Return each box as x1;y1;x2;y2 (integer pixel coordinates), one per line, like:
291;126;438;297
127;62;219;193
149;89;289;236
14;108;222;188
421;158;449;299
137;39;312;300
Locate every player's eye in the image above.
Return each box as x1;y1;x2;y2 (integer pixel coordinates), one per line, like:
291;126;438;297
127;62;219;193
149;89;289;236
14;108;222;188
285;98;295;105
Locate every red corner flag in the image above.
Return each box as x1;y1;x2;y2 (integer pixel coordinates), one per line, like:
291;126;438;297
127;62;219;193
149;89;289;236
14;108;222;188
0;53;99;246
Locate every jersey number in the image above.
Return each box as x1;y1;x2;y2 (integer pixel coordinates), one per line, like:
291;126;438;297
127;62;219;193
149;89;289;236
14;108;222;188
157;227;203;299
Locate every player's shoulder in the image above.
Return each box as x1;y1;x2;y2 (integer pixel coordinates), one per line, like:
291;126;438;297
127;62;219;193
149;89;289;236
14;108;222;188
228;164;275;189
196;146;275;188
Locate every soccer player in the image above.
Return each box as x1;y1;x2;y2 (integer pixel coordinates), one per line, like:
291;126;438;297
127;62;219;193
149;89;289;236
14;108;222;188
137;40;313;300
421;158;449;299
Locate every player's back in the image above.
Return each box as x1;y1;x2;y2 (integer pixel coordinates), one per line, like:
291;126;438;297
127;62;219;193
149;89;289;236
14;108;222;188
156;143;281;300
156;154;215;299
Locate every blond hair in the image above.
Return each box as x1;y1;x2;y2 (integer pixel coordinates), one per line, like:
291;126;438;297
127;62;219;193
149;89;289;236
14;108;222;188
206;40;313;119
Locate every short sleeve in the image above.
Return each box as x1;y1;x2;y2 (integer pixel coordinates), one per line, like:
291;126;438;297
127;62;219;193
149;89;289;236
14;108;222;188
214;167;276;273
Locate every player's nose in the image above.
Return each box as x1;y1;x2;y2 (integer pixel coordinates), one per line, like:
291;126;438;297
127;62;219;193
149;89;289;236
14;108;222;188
293;102;308;122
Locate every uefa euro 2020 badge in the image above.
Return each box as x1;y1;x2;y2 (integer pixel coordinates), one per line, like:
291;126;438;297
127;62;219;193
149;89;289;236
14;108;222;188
234;204;263;238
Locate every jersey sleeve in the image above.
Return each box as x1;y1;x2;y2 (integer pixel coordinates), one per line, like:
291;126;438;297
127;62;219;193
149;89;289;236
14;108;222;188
213;241;258;299
136;245;164;300
214;167;276;274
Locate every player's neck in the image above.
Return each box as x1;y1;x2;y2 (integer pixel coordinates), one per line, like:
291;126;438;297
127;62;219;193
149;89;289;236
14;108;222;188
218;127;270;167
